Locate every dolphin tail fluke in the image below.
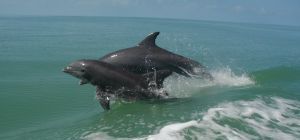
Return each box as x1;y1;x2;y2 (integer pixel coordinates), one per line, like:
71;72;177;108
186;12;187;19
138;32;160;47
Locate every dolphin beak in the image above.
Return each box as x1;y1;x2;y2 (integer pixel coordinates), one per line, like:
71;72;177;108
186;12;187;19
62;66;71;73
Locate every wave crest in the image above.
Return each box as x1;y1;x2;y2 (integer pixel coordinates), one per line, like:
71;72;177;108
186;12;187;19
145;97;300;140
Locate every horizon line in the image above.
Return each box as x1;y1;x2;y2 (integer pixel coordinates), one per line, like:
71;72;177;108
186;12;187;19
0;14;299;27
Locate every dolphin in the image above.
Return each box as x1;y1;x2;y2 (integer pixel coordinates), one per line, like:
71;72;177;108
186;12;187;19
99;32;212;79
63;59;172;110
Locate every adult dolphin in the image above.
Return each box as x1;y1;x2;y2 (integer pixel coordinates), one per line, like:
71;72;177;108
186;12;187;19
100;32;212;79
63;59;172;110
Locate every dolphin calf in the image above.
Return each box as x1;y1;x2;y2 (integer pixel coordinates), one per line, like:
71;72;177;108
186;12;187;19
63;59;172;110
100;32;212;79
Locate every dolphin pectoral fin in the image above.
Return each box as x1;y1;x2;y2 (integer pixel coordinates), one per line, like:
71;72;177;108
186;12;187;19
99;96;110;110
96;87;110;110
96;93;110;110
138;32;160;47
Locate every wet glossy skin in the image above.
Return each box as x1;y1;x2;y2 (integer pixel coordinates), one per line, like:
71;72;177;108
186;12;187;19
100;32;209;78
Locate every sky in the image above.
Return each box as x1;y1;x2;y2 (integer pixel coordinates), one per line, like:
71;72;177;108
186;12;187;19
0;0;299;26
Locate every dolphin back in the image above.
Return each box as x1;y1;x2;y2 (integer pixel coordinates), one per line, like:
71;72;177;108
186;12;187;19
99;32;211;79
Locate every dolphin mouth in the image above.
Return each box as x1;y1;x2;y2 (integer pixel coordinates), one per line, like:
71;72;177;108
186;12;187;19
62;66;89;85
62;66;78;75
62;66;72;73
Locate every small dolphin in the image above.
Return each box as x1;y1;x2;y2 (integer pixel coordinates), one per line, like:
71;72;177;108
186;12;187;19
63;59;172;110
100;32;212;79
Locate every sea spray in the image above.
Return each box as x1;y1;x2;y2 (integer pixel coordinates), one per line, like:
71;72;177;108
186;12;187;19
210;67;254;86
164;66;254;98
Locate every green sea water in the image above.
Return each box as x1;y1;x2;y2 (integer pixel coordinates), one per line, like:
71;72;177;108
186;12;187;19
0;16;300;140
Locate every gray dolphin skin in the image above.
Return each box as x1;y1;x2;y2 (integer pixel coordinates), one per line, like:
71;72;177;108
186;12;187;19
63;59;171;110
100;32;212;79
63;32;212;111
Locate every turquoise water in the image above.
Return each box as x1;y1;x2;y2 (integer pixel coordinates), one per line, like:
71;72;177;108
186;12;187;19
0;16;300;140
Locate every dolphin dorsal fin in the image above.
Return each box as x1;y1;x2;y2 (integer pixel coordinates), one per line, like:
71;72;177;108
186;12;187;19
138;32;160;47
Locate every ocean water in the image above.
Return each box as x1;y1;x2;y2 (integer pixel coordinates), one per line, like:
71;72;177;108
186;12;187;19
0;16;300;140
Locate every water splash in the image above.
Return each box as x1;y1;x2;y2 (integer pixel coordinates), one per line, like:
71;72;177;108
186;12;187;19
164;66;254;98
210;67;254;86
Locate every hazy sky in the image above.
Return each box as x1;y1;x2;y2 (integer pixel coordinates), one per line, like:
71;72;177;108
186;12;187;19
0;0;299;26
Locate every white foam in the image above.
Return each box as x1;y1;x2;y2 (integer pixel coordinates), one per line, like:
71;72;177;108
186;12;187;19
146;121;198;140
83;132;115;140
145;97;300;140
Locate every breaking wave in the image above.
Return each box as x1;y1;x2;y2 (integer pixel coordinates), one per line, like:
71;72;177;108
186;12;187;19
145;97;300;140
